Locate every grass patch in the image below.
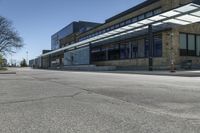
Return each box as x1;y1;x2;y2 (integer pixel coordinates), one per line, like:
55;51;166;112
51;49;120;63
0;67;7;71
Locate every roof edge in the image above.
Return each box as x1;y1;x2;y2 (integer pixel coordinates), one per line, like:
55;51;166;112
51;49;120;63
105;0;160;23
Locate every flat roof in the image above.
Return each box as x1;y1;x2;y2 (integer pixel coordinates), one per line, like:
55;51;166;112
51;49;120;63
106;0;160;23
40;2;200;58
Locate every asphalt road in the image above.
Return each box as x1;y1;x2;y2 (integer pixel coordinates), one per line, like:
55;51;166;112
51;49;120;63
0;68;200;133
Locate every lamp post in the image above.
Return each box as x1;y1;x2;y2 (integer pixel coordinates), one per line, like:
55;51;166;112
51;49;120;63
10;53;13;67
26;51;29;66
148;25;153;71
169;32;176;72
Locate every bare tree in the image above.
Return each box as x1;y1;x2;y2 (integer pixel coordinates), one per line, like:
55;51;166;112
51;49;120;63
0;16;23;55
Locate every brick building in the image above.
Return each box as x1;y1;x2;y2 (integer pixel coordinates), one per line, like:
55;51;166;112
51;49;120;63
32;0;200;70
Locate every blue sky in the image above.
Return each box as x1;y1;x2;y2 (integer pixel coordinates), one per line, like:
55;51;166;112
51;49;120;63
0;0;144;64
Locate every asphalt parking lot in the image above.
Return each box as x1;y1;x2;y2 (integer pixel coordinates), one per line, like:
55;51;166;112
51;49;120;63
0;68;200;133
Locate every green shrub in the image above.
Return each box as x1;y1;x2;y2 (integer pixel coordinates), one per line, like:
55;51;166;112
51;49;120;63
0;67;7;71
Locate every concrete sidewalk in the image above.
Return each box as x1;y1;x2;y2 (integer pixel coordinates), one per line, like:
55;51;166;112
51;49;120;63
106;70;200;77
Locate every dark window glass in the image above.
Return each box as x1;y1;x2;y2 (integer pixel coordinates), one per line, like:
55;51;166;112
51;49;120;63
108;44;120;60
132;41;138;58
125;19;132;25
132;17;137;23
138;39;145;57
154;8;161;15
153;35;162;57
146;11;153;18
111;26;115;30
106;28;110;32
120;22;125;27
196;35;200;56
115;24;120;28
138;14;145;20
180;33;187;56
145;39;149;57
188;34;196;56
120;43;130;59
91;47;101;53
91;47;106;61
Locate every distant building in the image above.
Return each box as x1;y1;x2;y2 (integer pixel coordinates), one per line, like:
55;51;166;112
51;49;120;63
29;59;34;68
51;21;101;50
31;21;100;69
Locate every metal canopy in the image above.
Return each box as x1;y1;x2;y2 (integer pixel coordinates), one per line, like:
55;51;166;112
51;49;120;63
41;2;200;57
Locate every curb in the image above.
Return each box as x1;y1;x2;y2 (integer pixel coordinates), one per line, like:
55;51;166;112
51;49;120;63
0;71;16;74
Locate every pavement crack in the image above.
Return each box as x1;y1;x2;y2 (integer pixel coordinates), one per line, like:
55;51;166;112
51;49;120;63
0;91;84;105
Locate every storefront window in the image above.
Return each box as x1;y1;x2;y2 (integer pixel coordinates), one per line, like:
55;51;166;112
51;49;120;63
196;35;200;56
108;44;120;60
138;39;145;57
132;41;138;58
153;35;162;57
145;39;149;57
188;34;196;56
120;43;130;59
91;47;106;61
179;33;199;56
180;33;187;56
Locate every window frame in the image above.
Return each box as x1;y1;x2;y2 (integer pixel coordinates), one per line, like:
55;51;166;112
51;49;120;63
179;32;199;57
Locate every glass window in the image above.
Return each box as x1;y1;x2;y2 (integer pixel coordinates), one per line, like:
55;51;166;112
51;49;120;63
145;39;149;57
132;41;138;58
188;34;195;50
91;47;106;61
115;24;120;28
188;34;196;56
180;33;187;56
110;26;115;30
125;19;132;25
120;43;130;59
108;44;120;60
120;22;125;27
146;11;153;18
154;8;161;15
196;35;200;56
179;33;197;56
132;17;137;23
138;14;145;20
138;39;145;57
180;33;187;49
153;35;162;57
91;47;101;53
106;28;110;32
